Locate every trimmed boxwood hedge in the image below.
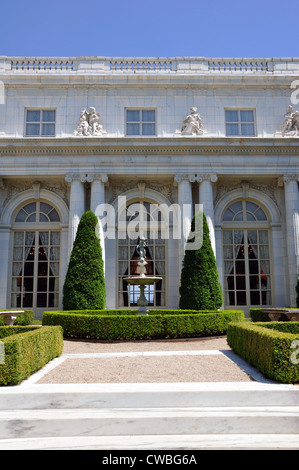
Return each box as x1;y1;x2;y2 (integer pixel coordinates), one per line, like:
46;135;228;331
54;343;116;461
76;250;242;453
227;321;299;383
0;325;63;386
42;309;245;340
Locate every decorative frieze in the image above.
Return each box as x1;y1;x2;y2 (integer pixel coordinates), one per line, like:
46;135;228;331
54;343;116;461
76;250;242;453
109;179;175;205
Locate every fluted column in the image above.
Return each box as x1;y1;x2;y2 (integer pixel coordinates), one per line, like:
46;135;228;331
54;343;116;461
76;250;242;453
281;175;299;306
65;174;85;258
198;174;218;255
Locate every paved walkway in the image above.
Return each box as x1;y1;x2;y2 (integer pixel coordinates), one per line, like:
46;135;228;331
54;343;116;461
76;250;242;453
21;335;277;386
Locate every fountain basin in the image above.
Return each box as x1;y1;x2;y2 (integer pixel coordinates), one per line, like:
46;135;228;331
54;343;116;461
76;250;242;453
123;276;163;314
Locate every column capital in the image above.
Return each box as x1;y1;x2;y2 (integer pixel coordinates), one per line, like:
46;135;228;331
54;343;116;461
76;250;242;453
198;174;218;183
278;174;299;186
65;173;108;184
174;174;201;185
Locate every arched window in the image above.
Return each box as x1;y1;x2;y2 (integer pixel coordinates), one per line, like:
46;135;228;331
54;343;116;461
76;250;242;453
117;201;166;308
222;200;272;308
11;201;61;312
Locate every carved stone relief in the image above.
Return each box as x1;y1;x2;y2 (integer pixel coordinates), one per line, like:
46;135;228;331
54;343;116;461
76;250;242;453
178;107;207;136
1;179;69;209
108;179;175;205
214;178;280;211
276;105;299;137
74;107;107;137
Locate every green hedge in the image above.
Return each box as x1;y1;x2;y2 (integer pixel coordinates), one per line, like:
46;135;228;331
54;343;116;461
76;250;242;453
227;321;299;383
42;310;245;340
0;325;63;386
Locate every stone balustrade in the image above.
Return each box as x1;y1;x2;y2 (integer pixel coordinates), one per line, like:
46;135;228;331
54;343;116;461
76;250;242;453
0;56;298;74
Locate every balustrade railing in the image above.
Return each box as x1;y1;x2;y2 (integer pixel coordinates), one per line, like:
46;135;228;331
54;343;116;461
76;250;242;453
3;57;298;74
208;59;269;72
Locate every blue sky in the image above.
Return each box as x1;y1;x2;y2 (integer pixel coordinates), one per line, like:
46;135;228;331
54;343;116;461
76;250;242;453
1;0;298;58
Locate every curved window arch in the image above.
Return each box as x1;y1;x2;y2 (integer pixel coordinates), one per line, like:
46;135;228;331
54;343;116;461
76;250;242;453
11;200;61;313
118;200;166;308
222;199;272;309
15;201;60;223
223;200;267;222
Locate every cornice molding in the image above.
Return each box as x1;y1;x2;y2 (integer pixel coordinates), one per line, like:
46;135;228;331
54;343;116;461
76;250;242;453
0;138;298;157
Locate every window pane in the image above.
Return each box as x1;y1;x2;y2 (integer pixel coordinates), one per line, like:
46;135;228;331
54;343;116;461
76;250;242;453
258;231;268;244
246;202;258;213
255;208;267;220
142;110;155;122
15;209;27;222
142;123;155;135
42;123;55;136
50;232;60;245
225;110;238;122
42;110;55;122
230;201;243;213
27;213;36;222
234;212;243;221
40;202;52;214
26;123;40;136
240;110;254;122
223;231;233;244
126;110;140;122
127;123;140;135
48;209;60;222
226;123;239;135
241;123;255;135
223;209;234;221
27;110;40;122
23;203;36;214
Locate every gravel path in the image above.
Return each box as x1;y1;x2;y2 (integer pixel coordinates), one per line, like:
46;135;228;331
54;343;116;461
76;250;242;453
36;336;255;384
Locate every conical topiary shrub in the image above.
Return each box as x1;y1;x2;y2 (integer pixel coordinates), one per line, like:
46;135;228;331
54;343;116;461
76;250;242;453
179;211;223;310
63;210;106;310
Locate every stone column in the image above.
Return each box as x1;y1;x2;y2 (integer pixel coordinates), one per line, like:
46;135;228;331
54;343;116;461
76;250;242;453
65;174;85;259
90;174;108;274
281;175;299;306
174;175;194;273
198;174;218;255
0;227;10;308
90;174;108;214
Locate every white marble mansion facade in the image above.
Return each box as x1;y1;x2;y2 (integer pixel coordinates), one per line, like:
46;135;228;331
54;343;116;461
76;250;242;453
0;56;298;318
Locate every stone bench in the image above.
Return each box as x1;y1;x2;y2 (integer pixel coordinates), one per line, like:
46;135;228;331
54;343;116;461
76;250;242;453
262;308;299;322
0;310;25;326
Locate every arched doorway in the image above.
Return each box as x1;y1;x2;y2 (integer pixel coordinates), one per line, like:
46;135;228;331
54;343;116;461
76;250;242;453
10;201;61;315
222;199;272;309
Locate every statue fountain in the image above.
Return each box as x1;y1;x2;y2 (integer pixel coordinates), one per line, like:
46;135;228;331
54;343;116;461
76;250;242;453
123;237;162;315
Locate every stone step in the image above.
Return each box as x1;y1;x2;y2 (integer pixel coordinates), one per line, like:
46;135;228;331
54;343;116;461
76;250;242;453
0;383;298;410
0;406;298;439
0;434;299;450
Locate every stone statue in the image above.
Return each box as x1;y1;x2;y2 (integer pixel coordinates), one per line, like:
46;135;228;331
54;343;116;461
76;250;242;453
281;105;299;136
136;237;147;262
74;107;106;136
181;107;203;135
